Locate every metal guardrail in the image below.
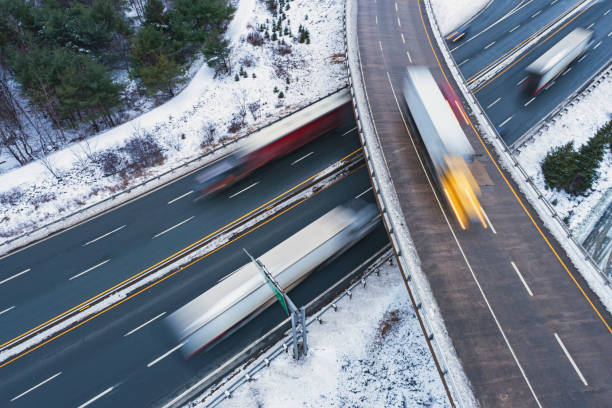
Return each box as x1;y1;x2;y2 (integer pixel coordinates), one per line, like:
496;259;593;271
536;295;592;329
202;246;393;408
161;244;393;408
341;2;467;407
467;0;592;90
421;0;611;287
513;61;612;150
0;87;346;253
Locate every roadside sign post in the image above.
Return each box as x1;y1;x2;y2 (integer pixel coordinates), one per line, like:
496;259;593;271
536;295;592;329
244;249;308;359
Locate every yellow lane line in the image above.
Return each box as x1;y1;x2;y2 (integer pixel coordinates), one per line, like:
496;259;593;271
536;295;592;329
0;147;363;350
0;157;366;368
466;0;585;82
417;0;612;334
473;2;595;93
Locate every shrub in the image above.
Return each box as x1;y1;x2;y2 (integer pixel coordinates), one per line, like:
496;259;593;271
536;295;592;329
247;31;264;46
541;119;612;195
240;55;255;67
228;112;245;133
274;42;292;56
31;192;57;210
0;188;24;206
94;150;124;176
121;134;165;174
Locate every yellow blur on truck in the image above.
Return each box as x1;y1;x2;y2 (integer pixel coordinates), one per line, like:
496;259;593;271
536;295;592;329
441;155;486;230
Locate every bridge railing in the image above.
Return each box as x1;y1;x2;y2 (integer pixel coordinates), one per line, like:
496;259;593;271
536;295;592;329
162;245;393;408
0;88;346;255
421;0;611;286
342;1;476;407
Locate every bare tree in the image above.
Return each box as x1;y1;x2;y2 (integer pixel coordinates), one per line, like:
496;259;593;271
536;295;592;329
129;0;146;23
36;152;62;181
201;122;216;148
234;90;248;126
247;101;261;120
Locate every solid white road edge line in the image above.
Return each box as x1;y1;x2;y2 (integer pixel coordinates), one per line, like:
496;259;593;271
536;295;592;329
0;305;15;316
153;216;195;238
385;71;543;408
69;259;111;281
82;225;126;246
355;187;373;199
554;333;588;386
168;190;194;205
291;152;314;166
78;386;114;408
147;343;184;368
511;262;534;296
228;182;260;199
0;268;30;286
124;312;166;337
10;372;62;402
480;207;497;234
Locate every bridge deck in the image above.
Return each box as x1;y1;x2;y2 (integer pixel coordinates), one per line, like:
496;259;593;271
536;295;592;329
354;0;612;406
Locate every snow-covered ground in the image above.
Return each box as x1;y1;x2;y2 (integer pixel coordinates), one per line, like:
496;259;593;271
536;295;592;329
430;0;490;35
515;76;612;238
196;262;449;408
0;0;346;242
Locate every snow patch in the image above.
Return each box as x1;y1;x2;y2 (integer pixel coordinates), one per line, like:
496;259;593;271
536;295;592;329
0;0;347;244
515;76;612;236
430;0;490;35
198;263;448;408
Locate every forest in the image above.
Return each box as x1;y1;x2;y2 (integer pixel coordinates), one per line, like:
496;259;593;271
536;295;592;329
0;0;234;165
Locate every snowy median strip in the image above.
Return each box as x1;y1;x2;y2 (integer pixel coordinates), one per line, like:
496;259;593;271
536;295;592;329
0;154;360;366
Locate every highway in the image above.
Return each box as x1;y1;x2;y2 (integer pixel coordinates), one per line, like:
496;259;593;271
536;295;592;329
0;127;388;406
353;0;612;406
452;0;612;145
0;123;358;346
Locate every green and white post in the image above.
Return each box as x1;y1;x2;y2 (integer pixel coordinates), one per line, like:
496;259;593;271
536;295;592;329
244;249;308;359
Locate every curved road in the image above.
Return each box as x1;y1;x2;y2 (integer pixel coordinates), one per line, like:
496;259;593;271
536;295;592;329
354;0;612;406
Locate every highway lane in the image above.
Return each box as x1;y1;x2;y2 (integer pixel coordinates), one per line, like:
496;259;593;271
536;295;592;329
472;0;612;144
0;123;359;346
355;0;612;406
0;163;388;407
451;0;578;79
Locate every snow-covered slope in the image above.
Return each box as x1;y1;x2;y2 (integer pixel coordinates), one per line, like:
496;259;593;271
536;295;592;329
196;262;448;408
0;0;347;241
515;76;612;237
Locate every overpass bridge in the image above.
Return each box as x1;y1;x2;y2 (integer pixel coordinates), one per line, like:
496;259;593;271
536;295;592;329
345;0;612;406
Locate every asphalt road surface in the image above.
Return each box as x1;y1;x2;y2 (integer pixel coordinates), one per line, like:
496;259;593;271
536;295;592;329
0;145;388;407
0;123;359;347
354;0;612;406
454;0;612;145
